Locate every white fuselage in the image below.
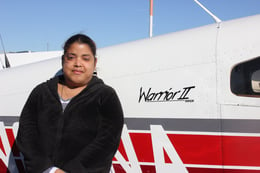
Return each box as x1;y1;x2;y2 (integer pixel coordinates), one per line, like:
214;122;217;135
0;14;260;173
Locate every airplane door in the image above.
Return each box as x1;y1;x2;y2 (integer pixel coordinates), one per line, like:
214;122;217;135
216;17;260;172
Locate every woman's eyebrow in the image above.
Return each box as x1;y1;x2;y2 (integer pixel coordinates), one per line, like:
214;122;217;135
66;53;76;56
82;54;92;57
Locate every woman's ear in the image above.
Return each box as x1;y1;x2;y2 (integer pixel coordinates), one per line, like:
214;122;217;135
61;55;65;65
94;57;97;67
93;57;97;76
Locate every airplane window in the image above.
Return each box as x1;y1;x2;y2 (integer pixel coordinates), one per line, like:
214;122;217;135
230;56;260;97
252;69;260;93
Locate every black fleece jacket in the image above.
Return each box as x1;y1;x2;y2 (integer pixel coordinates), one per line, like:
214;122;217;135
16;76;124;173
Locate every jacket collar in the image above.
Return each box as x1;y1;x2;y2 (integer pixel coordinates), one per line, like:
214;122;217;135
46;75;104;99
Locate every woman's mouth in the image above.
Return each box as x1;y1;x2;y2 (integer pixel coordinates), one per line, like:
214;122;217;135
72;70;83;75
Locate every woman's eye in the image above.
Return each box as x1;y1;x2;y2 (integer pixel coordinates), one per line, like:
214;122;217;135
83;57;89;61
82;56;91;61
65;56;74;61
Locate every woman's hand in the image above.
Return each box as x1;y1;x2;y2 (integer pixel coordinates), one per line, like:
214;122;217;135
55;169;66;173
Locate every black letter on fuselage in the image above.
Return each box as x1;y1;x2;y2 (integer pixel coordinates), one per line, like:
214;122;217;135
178;86;195;100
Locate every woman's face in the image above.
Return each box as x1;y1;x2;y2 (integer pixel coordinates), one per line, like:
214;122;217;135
62;42;96;87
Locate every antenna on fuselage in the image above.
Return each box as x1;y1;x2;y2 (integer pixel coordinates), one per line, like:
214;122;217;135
149;0;153;38
194;0;222;25
0;34;11;68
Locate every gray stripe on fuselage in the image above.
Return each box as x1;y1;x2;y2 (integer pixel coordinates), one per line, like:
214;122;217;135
125;118;260;133
0;116;20;126
1;116;260;133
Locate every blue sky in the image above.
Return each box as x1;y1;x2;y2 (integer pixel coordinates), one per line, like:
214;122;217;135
0;0;260;52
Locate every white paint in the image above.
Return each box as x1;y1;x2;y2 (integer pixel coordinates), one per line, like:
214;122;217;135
114;125;142;173
151;125;188;173
0;122;19;173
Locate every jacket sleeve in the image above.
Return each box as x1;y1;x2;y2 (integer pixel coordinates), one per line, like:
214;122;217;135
63;88;124;172
16;85;53;173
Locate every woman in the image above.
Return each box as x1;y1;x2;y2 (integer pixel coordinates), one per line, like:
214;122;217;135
16;34;124;173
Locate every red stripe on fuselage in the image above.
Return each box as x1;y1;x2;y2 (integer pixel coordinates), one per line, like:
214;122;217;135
115;132;260;167
112;164;260;173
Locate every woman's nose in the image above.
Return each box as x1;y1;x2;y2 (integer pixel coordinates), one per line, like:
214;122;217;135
74;58;82;67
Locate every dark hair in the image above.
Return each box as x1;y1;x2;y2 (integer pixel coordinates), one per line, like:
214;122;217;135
63;34;97;57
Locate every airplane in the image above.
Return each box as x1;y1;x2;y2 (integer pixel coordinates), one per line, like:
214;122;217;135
0;51;62;70
0;4;260;173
